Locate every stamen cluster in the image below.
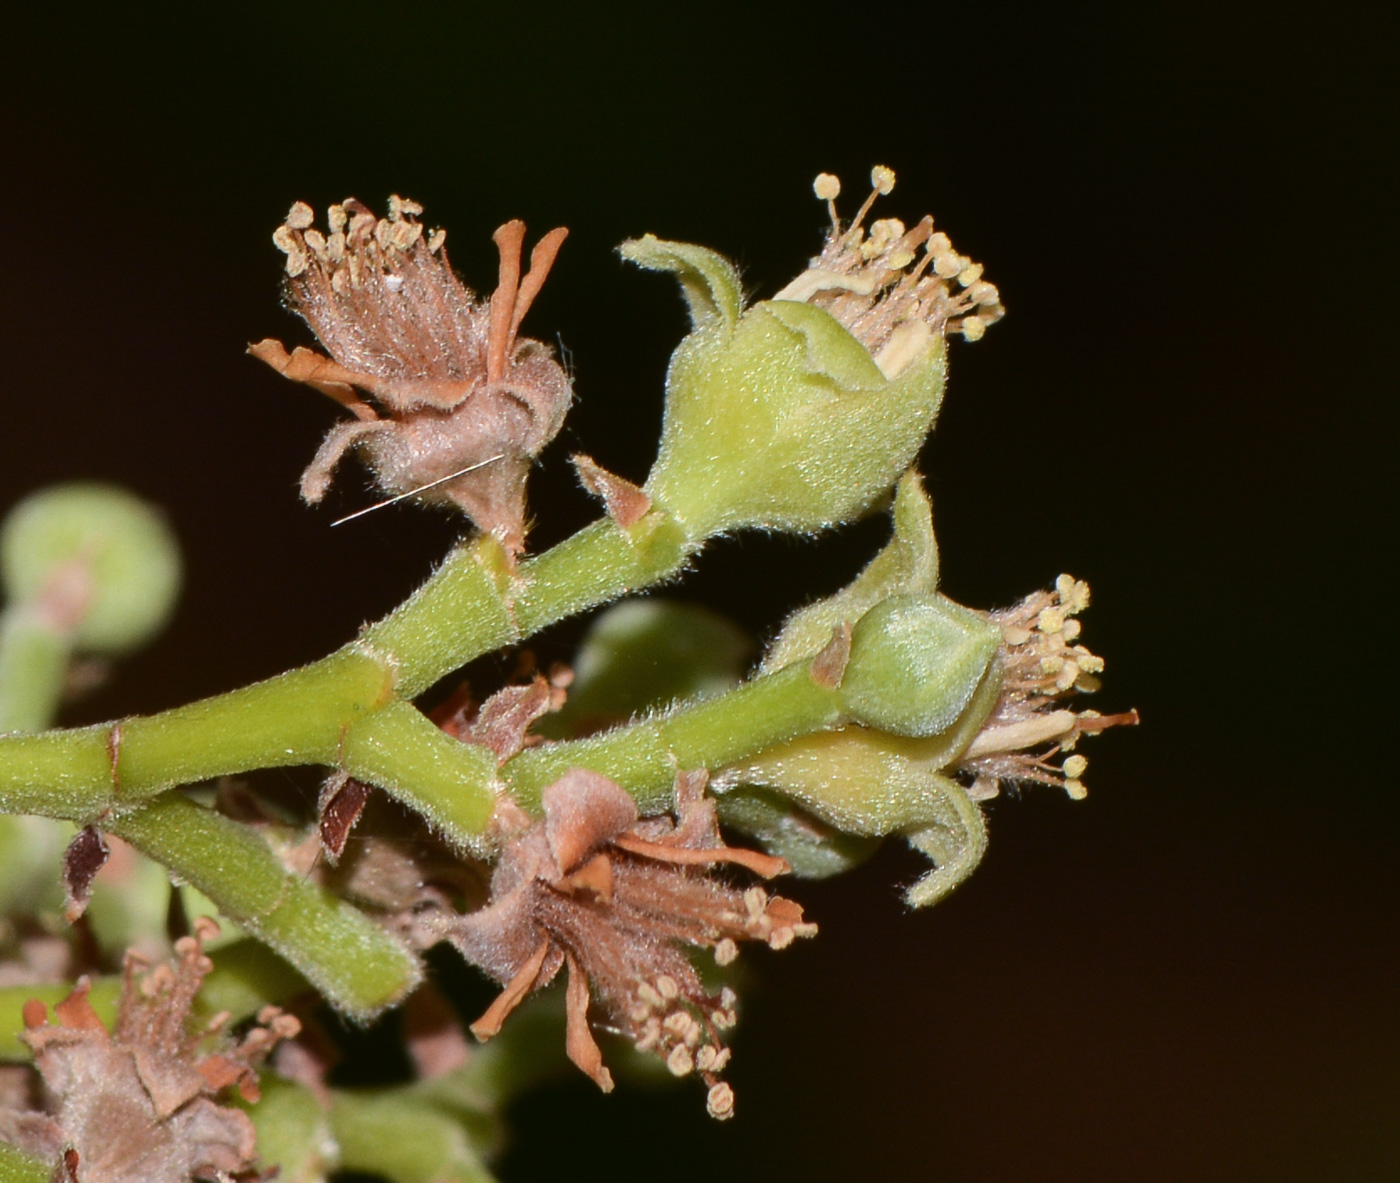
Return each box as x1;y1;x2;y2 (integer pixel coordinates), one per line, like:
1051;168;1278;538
773;166;1006;378
959;576;1137;799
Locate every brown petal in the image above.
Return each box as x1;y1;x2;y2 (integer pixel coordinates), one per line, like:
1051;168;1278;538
563;954;613;1092
248;339;378;420
469;939;551;1041
612;833;790;879
542;769;638;874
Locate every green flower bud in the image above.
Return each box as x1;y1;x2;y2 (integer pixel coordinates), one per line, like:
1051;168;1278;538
621;235;946;538
2;483;181;654
840;593;1001;738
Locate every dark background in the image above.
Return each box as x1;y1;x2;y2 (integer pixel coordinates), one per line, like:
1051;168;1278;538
4;3;1395;1180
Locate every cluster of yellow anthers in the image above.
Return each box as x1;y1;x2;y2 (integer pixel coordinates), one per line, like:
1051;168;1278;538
960;576;1138;801
774;165;1006;379
631;973;739;1119
272;194;446;285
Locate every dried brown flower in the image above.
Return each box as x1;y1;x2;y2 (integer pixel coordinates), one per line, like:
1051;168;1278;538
414;768;815;1119
250;196;572;553
0;918;299;1183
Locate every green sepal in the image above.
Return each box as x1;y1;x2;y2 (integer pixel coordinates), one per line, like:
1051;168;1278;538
643;292;946;537
762;469;938;672
717;725;992;907
715;783;881;878
618;234;744;332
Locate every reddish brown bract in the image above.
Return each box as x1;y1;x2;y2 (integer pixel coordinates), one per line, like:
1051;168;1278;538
251;197;571;553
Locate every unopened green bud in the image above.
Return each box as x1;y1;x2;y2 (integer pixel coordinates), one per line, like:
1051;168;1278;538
621;235;946;538
840;593;1001;737
2;483;181;654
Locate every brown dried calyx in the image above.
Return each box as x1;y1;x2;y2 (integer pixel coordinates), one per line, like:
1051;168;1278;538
251;196;572;554
0;918;299;1183
412;768;816;1121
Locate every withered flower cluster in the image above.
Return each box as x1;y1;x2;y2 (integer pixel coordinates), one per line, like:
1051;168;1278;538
959;575;1139;800
411;768;816;1121
0;919;298;1183
251;196;572;553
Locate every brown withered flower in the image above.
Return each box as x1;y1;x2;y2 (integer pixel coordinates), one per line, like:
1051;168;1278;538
414;768;816;1121
250;196;571;553
0;918;299;1183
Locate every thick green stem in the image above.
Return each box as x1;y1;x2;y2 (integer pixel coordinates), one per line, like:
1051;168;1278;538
0;513;691;817
0;651;393;819
111;794;419;1020
0;1143;48;1183
340;700;498;851
504;657;845;814
364;513;692;696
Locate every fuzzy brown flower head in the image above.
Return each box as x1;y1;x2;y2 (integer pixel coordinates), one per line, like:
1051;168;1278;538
958;575;1139;800
251;196;572;553
773;166;1006;378
415;769;815;1120
0;918;299;1183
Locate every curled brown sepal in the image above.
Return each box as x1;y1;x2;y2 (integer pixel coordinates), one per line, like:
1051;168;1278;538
571;454;652;530
253;197;572;553
61;825;110;923
418;768;816;1118
0;918;300;1183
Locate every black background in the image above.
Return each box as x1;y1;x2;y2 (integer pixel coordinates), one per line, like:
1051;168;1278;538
3;3;1395;1180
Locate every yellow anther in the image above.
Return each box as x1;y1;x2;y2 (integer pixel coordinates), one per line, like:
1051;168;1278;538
813;173;841;200
870;165;896;194
1063;754;1088;779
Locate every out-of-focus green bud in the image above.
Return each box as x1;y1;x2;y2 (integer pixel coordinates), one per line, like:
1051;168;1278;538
762;469;937;673
839;593;1001;738
2;483;181;654
0;483;181;733
717;726;989;906
621;235;946;539
542;599;751;739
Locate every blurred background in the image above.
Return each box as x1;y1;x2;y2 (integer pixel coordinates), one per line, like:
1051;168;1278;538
3;2;1394;1179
